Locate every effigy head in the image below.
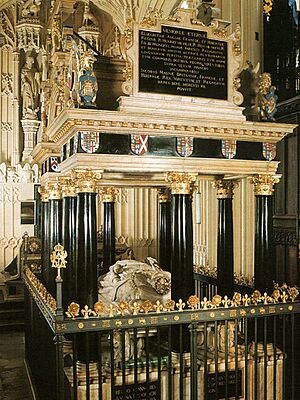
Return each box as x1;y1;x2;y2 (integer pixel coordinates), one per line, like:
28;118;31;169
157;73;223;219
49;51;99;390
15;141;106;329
98;258;171;304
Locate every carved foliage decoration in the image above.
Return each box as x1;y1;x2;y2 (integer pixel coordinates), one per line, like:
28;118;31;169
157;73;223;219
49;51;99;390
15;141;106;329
0;6;15;47
1;73;13;96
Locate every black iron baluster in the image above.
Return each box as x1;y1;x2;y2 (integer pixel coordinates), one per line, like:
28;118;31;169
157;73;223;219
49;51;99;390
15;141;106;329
235;319;238;400
157;327;162;399
214;321;218;400
121;330;126;400
55;334;65;400
73;335;78;400
204;322;208;400
283;316;286;400
145;327;150;400
179;324;184;400
291;314;295;400
244;318;248;400
86;335;90;400
134;328;138;400
168;326;172;400
97;332;102;400
263;317;267;400
189;323;198;400
254;317;258;400
273;316;277;400
110;330;115;400
225;320;228;400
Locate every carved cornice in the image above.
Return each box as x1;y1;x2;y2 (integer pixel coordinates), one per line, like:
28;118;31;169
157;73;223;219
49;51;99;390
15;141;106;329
45;109;296;147
59;177;77;197
157;187;171;203
166;172;197;195
71;169;102;193
211;179;239;199
250;174;281;196
98;187;119;202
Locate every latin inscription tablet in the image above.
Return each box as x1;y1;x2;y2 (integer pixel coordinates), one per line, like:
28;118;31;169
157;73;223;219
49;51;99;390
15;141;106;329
139;26;228;99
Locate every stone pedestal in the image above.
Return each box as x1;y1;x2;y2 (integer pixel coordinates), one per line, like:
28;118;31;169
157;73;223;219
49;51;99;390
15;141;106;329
21;119;40;162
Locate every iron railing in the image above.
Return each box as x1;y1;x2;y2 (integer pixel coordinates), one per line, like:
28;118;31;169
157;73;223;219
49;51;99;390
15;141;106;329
23;266;300;400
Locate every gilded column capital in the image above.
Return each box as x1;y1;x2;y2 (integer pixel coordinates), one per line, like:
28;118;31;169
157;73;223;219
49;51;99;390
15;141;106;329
211;180;239;199
71;169;102;193
166;172;197;195
48;181;62;200
157;188;171;203
99;187;119;202
39;185;49;202
59;177;77;197
250;174;280;196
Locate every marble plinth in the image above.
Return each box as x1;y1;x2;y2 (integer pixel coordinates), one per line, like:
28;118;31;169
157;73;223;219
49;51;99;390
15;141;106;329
118;95;246;122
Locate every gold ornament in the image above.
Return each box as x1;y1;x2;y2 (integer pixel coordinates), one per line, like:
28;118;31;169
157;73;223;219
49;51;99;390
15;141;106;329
142;300;153;314
81;305;95;319
66;302;80;319
118;301;128;316
48;181;62;200
99;187;119;202
176;299;185;311
59;176;77;197
250;175;280;196
39;185;49;202
154;300;164;313
211;180;239;199
166;172;197;195
50;243;67;279
212;294;222;308
94;301;105;316
187;295;200;310
71;169;102;193
157;188;171;203
164;299;175;312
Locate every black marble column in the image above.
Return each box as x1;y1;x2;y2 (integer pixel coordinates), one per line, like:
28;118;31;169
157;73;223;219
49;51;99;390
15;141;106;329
39;186;50;286
47;183;62;296
158;188;171;272
101;188;118;274
74;170;101;364
167;172;197;353
252;175;279;293
213;180;237;298
61;178;77;310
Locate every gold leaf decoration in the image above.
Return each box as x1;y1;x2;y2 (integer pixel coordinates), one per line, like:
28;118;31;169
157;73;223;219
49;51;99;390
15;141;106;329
66;302;80;320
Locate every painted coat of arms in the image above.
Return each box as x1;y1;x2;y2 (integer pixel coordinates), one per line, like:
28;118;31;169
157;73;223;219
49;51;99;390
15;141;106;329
78;50;98;107
262;142;276;161
131;135;148;155
50;157;59;172
176;137;194;157
80;131;100;153
221;140;237;159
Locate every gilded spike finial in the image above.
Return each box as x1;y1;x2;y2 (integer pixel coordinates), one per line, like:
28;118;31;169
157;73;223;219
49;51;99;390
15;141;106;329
50;243;67;279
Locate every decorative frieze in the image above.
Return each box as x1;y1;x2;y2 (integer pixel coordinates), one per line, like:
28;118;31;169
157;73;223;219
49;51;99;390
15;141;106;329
250;174;280;196
166;172;197;195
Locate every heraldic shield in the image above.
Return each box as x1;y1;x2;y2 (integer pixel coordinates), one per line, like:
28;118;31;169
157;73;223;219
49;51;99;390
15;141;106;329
79;70;98;107
262;142;276;161
131;135;148;155
176;137;194;157
80;131;100;153
221;140;237;159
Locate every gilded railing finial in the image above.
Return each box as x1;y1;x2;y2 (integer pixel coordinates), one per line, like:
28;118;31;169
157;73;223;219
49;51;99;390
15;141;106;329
50;243;67;279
